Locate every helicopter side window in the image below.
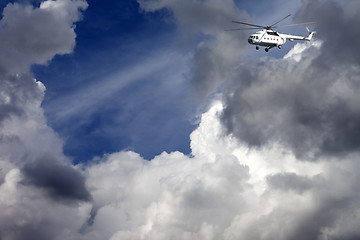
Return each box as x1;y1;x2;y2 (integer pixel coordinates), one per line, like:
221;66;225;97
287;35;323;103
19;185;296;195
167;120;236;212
268;31;279;36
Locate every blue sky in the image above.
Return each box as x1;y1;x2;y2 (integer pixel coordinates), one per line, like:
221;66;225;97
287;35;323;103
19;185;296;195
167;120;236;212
33;0;197;162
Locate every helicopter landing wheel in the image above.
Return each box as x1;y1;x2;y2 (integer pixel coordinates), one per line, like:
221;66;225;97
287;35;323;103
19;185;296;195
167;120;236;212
278;45;282;49
256;46;259;50
265;48;269;52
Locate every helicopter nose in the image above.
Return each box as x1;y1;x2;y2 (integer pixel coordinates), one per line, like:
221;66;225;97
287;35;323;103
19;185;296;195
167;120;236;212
248;38;253;44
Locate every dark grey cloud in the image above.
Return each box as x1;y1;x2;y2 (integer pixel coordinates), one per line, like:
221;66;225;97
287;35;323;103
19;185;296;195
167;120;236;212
0;104;22;123
0;73;43;124
289;200;350;240
221;0;360;159
294;0;360;67
287;174;360;240
189;45;223;100
22;156;91;202
0;223;54;240
267;172;316;193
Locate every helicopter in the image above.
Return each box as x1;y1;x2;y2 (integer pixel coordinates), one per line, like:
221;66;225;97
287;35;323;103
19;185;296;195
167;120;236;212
226;14;316;52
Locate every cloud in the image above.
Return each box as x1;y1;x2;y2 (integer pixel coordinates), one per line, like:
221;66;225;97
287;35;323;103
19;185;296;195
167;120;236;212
22;155;91;202
0;0;87;75
221;0;360;158
0;168;91;240
266;172;317;193
0;1;90;239
294;0;360;67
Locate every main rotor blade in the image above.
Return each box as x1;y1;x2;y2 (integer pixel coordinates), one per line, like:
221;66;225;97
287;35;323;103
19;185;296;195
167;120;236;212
275;22;317;28
225;27;263;31
270;14;291;28
232;21;265;29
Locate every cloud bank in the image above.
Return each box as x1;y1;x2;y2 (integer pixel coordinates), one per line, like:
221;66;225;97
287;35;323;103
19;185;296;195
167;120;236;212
2;0;360;240
0;1;90;239
66;100;360;240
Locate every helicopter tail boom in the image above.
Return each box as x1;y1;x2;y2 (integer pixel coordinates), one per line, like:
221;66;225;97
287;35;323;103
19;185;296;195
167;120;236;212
280;28;316;42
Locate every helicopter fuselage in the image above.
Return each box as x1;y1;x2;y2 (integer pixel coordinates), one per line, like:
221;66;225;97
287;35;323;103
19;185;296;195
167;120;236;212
248;29;314;52
248;30;285;47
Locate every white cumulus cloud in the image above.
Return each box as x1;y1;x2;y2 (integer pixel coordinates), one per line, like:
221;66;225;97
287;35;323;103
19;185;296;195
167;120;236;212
81;97;360;240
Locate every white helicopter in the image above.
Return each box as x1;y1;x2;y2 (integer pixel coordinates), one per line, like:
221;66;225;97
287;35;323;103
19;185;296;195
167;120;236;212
227;14;315;52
